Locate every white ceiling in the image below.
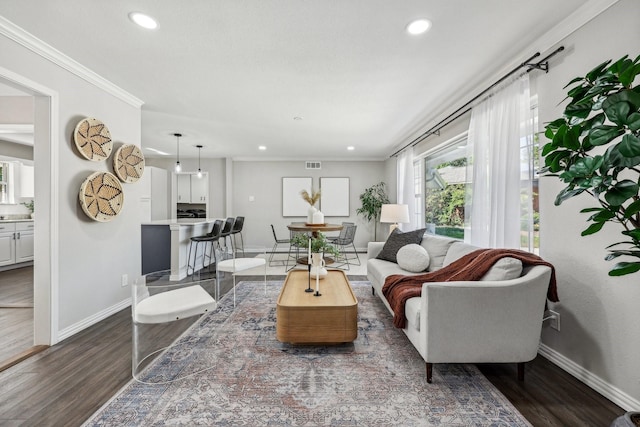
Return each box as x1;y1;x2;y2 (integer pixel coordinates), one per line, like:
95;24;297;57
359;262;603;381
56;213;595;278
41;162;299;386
0;0;592;160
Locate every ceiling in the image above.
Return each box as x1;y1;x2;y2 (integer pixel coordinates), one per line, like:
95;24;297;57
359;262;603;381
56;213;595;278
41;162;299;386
0;0;591;160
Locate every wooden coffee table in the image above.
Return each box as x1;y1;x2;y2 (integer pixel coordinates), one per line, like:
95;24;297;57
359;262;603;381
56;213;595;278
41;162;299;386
276;269;358;344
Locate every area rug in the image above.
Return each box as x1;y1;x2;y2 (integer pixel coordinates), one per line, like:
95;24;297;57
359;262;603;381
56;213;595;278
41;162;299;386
84;281;531;426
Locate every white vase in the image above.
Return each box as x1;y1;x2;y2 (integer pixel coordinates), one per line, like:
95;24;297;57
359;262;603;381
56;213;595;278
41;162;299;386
310;252;327;279
307;206;317;224
312;210;324;224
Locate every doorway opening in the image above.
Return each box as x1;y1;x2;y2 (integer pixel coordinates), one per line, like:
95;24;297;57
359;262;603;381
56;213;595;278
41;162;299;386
0;66;57;370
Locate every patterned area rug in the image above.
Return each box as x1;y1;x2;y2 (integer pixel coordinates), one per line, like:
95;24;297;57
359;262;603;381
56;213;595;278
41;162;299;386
85;281;531;426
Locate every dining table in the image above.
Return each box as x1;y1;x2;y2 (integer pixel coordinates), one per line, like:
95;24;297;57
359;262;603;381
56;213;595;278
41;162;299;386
286;222;344;237
286;222;344;266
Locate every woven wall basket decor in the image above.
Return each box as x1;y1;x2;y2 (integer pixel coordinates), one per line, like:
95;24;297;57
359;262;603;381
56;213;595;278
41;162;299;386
114;144;145;183
79;171;124;222
74;117;113;161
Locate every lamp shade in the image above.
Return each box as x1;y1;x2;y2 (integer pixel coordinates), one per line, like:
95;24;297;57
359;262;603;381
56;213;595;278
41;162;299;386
380;204;410;224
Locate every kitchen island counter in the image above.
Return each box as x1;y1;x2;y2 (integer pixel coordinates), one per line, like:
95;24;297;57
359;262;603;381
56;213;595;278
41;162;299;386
142;218;224;280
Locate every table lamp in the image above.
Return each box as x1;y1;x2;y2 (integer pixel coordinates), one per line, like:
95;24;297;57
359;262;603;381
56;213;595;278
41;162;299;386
380;204;410;235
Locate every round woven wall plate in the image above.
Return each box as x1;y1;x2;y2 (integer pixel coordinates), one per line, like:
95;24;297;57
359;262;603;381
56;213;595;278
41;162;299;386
114;144;145;183
74;117;113;161
79;171;124;222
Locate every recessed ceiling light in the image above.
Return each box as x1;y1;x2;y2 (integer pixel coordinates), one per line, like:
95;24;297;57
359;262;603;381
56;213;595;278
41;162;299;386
347;146;355;151
258;145;267;150
406;19;431;35
129;12;158;29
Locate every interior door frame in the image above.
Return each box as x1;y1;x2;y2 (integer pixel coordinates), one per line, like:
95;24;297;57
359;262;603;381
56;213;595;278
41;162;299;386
0;65;58;345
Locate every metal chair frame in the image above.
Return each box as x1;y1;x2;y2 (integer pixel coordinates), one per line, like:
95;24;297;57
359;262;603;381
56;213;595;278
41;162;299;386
187;219;224;276
333;224;360;270
269;224;290;266
231;216;245;257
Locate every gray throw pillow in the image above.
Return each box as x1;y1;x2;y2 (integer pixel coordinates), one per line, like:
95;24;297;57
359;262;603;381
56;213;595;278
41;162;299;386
376;228;426;263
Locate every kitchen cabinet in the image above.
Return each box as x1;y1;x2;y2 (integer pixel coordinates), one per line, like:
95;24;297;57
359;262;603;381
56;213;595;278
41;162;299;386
15;221;34;262
190;174;208;202
0;223;15;266
0;221;33;266
176;174;191;203
176;173;208;203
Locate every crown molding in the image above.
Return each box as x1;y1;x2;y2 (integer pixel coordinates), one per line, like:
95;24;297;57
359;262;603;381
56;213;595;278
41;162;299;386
0;16;144;108
529;0;620;54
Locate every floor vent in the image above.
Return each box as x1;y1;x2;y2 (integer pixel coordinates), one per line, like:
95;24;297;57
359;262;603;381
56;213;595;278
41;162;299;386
305;161;321;170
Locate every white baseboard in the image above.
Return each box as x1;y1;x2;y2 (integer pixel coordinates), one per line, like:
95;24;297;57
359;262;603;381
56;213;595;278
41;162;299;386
538;343;640;411
57;298;131;342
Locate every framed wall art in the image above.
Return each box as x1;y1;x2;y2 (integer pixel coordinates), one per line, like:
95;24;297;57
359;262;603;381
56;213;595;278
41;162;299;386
282;177;312;217
320;177;349;217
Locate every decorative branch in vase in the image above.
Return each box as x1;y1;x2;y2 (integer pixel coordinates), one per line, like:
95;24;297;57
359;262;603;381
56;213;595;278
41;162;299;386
301;188;324;224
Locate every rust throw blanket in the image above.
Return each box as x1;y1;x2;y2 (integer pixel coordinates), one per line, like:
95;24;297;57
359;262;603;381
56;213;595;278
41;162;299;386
382;249;558;328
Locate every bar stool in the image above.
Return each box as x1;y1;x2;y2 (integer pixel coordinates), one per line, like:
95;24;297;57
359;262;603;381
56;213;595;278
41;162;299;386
231;216;245;256
219;217;236;257
187;219;223;276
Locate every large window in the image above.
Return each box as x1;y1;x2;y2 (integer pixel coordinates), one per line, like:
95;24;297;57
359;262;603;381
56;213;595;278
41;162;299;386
421;134;468;240
418;125;539;252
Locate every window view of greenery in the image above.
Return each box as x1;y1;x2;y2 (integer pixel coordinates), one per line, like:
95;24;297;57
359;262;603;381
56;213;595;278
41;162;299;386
422;137;539;252
424;146;468;240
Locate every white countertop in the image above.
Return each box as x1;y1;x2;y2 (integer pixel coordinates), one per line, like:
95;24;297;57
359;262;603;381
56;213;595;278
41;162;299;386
0;218;34;223
142;218;223;226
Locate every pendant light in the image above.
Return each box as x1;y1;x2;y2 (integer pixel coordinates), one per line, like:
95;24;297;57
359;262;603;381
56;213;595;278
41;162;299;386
173;133;182;172
196;145;203;178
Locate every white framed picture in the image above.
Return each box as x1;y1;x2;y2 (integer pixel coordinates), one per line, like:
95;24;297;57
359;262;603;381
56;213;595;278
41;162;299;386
282;177;312;217
320;177;349;217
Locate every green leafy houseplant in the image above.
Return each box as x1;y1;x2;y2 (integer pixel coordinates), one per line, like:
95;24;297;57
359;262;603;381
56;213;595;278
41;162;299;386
541;54;640;276
22;200;34;213
290;232;339;257
356;182;390;241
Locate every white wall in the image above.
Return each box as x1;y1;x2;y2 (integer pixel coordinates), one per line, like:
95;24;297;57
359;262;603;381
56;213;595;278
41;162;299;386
1;30;143;336
233;160;387;248
535;0;640;407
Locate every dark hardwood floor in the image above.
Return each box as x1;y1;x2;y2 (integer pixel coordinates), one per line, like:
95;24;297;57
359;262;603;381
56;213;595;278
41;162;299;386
0;270;624;426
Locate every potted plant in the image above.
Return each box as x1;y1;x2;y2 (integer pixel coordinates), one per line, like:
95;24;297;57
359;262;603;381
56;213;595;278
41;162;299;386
290;232;339;257
22;199;34;219
611;411;640;427
356;182;390;241
541;54;640;276
290;232;339;278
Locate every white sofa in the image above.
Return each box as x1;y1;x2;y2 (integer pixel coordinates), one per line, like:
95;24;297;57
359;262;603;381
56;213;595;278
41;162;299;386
367;234;552;383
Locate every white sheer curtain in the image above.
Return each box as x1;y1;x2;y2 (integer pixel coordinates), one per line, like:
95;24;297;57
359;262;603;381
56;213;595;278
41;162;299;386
397;149;417;231
465;74;533;249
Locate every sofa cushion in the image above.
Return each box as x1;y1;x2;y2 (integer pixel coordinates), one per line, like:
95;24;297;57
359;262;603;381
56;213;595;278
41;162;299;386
442;241;479;267
396;244;430;273
376;228;426;263
480;257;523;281
420;234;458;271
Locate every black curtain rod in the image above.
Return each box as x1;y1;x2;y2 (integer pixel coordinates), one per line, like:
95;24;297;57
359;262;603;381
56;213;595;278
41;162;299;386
390;46;565;158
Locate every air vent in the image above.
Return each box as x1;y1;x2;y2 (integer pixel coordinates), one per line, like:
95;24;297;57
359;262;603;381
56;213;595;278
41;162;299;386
305;161;321;170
